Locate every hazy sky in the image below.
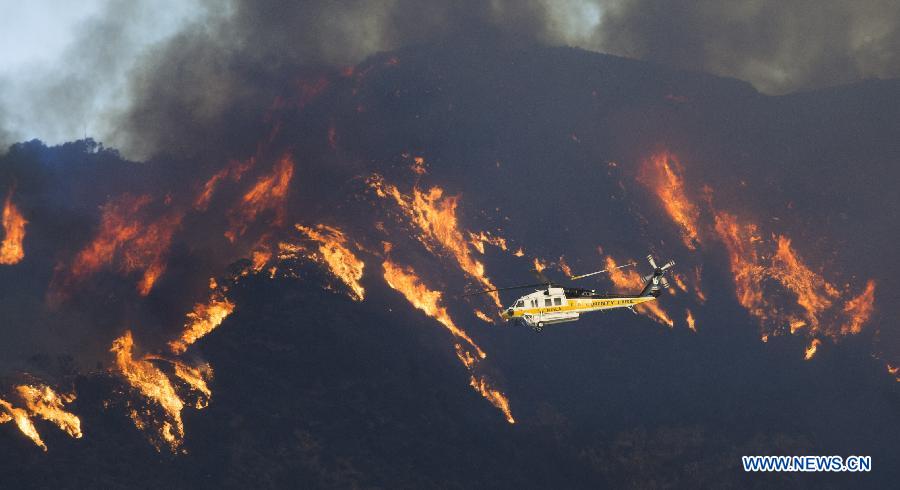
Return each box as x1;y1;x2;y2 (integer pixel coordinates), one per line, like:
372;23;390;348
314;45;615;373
0;0;204;147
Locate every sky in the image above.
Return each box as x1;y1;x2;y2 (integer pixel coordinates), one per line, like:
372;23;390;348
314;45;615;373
0;0;205;148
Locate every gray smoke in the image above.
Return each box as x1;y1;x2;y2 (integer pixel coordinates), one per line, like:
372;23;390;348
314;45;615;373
3;0;899;158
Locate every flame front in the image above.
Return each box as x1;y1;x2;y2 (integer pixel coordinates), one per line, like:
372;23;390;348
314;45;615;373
369;176;501;307
226;155;294;242
111;331;186;450
0;190;27;265
841;280;876;335
60;194;182;297
713;211;876;340
640;150;878;352
169;294;236;354
469;376;515;424
638;152;701;249
771;236;840;328
0;398;45;451
293;224;366;301
382;259;485;358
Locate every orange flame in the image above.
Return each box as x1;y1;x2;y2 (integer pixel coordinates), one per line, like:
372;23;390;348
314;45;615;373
226;155;294;242
369;176;501;307
293;224;366;301
605;256;673;327
171;362;213;409
63;194;182;296
638;152;701;249
468;231;508;254
411;156;427;175
194;157;256;211
841;280;876;335
0;398;45;451
804;338;821;360
533;257;546;273
771;236;840;328
169;294;235;354
692;266;707;303
558;256;573;278
513;247;525;257
454;345;514;424
0;190;27;265
474;309;493;323
111;331;187;451
382;259;485;358
15;385;82;440
686;309;696;332
469;376;515;424
713;211;876;339
713;212;769;323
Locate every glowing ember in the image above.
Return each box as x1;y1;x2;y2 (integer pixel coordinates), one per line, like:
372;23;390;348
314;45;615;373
169;294;236;354
411;156;426;175
692;266;707;303
382;259;485;358
558;256;573;278
0;190;27;265
533;257;546;273
369;175;501;307
686;309;696;332
841;280;876;335
513;247;525;257
226;155;294;242
638;152;701;249
804;338;822;360
293;224;366;301
605;256;673;327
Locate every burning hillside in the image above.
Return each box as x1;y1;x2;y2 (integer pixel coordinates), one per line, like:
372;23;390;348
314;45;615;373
1;43;899;488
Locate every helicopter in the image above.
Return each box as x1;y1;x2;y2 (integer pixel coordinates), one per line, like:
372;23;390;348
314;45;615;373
468;254;675;332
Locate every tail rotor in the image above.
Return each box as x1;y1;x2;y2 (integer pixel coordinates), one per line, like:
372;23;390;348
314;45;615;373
641;254;676;297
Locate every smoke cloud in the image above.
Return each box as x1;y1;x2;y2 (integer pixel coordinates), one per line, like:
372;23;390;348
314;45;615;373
3;1;899;158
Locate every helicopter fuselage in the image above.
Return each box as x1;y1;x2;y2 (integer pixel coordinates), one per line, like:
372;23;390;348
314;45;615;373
500;286;658;328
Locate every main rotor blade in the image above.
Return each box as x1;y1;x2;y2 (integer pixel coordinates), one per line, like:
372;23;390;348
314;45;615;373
462;283;550;297
570;262;635;280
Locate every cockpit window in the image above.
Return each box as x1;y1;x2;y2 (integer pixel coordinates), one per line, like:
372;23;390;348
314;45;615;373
515;300;524;308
